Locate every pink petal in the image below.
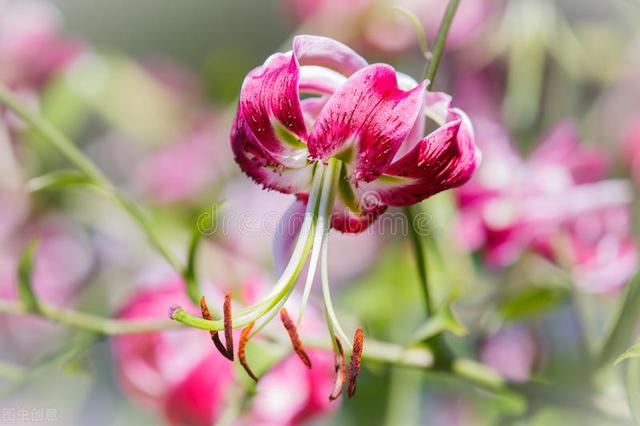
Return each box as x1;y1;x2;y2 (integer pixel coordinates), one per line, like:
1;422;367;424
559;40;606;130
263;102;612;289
231;112;313;194
363;109;480;207
299;65;347;95
238;52;308;168
163;354;233;426
530;121;609;184
308;64;426;182
292;34;368;77
480;325;537;383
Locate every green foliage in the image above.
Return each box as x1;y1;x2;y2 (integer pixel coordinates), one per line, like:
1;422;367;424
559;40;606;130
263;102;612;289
17;241;41;314
499;286;568;321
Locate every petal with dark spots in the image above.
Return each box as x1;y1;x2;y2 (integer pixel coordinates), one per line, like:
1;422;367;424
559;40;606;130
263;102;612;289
308;64;426;183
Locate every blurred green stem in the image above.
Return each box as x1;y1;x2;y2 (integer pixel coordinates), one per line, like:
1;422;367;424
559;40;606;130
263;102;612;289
0;299;434;369
404;205;433;315
0;83;186;279
424;0;460;86
0;298;178;335
598;273;640;367
404;0;459;367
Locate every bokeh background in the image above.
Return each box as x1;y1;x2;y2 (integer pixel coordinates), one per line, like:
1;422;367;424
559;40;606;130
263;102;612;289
2;0;640;425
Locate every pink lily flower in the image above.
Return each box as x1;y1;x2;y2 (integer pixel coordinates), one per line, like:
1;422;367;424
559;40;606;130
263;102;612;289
113;277;336;426
138;117;230;204
231;34;479;233
166;35;480;399
0;0;82;90
456;120;637;292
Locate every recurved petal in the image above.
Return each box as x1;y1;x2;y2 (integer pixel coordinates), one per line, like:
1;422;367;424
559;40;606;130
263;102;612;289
231;112;313;194
293;35;368;77
239;52;308;168
308;64;427;182
363;109;480;207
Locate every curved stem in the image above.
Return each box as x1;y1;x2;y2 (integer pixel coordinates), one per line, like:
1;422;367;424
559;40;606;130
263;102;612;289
0;84;109;186
0;299;434;369
598;272;640;367
0;299;178;335
173;168;326;330
0;83;185;279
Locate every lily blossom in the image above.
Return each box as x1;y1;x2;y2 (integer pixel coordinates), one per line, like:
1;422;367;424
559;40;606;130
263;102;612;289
0;0;82;90
456;120;637;293
172;35;478;400
231;34;479;233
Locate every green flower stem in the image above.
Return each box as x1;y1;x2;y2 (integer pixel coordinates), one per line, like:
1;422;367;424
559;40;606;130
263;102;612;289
0;298;435;370
404;204;433;316
0;299;178;335
0;84;109;186
598;272;640;367
0;83;185;279
404;0;460;367
424;0;460;86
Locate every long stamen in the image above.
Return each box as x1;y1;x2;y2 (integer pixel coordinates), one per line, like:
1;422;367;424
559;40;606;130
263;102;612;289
172;168;326;331
347;328;364;399
280;308;312;368
297;160;338;325
321;234;352;350
329;336;346;401
238;321;259;382
200;296;233;360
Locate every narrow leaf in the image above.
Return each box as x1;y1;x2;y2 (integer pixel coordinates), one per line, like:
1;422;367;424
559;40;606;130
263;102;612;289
499;286;568;321
615;341;640;365
625;357;640;422
17;240;41;313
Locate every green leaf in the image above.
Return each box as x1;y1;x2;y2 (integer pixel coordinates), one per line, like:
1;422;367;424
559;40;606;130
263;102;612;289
615;341;640;365
625;357;640;422
17;241;41;314
27;170;102;194
409;296;467;344
453;358;505;390
499;286;568;321
393;5;431;59
184;220;204;305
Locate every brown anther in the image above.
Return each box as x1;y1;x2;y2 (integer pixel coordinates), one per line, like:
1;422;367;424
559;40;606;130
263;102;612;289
329;337;346;401
199;295;233;361
346;328;363;399
238;321;259;382
279;308;312;369
223;292;234;360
